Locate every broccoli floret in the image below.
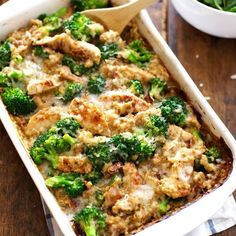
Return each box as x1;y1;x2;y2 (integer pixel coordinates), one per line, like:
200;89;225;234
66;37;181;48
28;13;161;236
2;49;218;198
129;80;144;96
109;134;156;164
129;136;156;163
1;88;36;115
194;147;220;171
108;135;131;162
64;12;102;41
71;0;109;11
87;75;106;94
0;72;10;87
145;115;168;137
158;196;170;215
39;7;67;34
30;118;79;167
123;40;152;67
0;41;11;70
149;77;167;100
63;82;83;102
0;70;24;88
84;170;102;184
30;133;76;168
160;96;188;127
191;129;203;140
62;55;98;76
74;205;106;236
8;70;24;80
45;173;85;197
86;143;111;170
86;134;156;170
33;46;49;59
53;117;80;137
205;147;220;163
99;43;118;60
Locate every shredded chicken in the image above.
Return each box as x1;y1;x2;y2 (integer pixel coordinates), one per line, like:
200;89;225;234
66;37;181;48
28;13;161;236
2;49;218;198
68;98;110;136
100;91;150;115
58;66;83;82
27;78;61;95
101;63;154;82
100;30;125;48
35;33;101;66
25;107;61;137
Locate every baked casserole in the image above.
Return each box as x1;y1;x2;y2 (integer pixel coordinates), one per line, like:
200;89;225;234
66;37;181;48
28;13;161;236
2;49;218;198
0;1;232;236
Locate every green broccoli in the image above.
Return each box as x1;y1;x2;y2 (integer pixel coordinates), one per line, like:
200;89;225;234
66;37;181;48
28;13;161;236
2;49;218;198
129;80;144;96
71;0;109;11
145;115;168;137
64;12;102;41
108;134;156;164
45;173;85;198
123;40;152;67
62;55;98;76
0;41;11;71
74;205;106;236
191;129;203;140
0;72;10;87
87;75;106;94
33;46;49;59
86;143;111;170
86;134;156;170
1;88;36;115
30;118;79;167
160;96;188;127
158;196;170;215
99;43;119;60
194;147;220;172
8;70;24;80
63;82;83;102
52;117;80;137
149;77;167;100
30;133;76;168
83;170;102;184
205;147;220;163
38;7;67;34
0;70;24;88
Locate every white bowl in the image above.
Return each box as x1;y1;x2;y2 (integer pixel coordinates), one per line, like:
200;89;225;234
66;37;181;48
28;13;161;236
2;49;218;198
171;0;236;38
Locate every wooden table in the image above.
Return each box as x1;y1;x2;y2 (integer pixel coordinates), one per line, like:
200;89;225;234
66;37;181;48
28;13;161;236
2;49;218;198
0;1;236;235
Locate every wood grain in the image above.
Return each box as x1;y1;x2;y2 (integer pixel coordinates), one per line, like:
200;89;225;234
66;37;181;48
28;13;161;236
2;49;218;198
0;0;235;235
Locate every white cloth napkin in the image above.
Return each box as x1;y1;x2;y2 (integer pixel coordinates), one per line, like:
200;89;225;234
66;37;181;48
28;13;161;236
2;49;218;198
41;194;236;236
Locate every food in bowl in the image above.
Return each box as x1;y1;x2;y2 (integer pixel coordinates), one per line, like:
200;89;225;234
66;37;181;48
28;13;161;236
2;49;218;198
198;0;236;12
0;1;233;235
171;0;236;38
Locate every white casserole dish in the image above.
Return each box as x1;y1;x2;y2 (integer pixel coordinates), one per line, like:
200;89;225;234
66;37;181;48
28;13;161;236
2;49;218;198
0;0;236;235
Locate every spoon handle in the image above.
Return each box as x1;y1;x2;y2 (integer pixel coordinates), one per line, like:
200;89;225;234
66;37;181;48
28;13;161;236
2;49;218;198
83;0;157;33
114;0;157;32
123;0;157;13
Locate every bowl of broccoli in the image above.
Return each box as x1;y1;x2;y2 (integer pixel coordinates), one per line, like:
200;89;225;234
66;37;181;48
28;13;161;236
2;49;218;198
171;0;236;38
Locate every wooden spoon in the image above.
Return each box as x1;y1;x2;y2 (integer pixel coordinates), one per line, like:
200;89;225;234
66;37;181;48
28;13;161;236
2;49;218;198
82;0;157;33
